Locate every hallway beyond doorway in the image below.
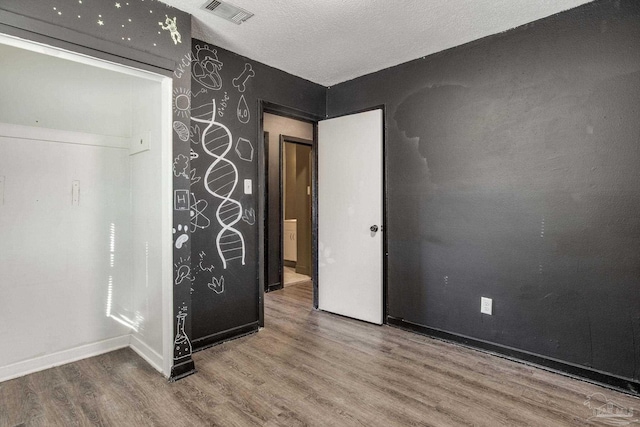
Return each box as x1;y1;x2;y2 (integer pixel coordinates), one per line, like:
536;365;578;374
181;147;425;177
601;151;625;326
283;266;311;287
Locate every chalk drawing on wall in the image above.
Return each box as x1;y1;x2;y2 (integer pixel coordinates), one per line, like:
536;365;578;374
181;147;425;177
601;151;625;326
191;123;201;145
174;257;191;285
235;137;254;162
232;63;255;92
159;15;181;45
173;154;189;179
174;51;196;79
237;95;250;124
173;305;192;361
190;148;199;160
193;45;223;91
173;224;189;249
192;100;246;269
198;251;215;273
190;169;201;185
217;92;230;117
207;275;225;294
186;251;215;286
242;208;256;226
193;88;208;98
174;189;190;211
173;121;189;142
173;87;191;119
189;193;211;232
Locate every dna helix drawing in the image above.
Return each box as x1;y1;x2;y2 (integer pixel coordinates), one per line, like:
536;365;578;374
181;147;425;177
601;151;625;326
192;100;246;269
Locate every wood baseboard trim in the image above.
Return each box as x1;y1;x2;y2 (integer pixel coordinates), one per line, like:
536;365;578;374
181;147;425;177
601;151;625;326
387;316;640;397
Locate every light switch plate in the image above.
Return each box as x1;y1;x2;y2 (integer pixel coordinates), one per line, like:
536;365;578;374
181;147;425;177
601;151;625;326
244;179;252;194
481;297;493;315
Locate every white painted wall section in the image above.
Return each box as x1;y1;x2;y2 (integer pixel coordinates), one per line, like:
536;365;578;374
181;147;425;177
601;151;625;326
0;36;172;381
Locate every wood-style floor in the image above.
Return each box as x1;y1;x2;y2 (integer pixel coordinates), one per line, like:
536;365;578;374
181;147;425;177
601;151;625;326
1;282;638;426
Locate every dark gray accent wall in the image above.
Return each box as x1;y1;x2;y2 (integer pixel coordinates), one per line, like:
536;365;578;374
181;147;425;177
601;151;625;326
189;41;325;348
0;0;195;379
327;0;640;386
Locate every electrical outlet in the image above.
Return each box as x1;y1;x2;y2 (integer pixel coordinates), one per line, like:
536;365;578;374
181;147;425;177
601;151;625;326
480;297;493;315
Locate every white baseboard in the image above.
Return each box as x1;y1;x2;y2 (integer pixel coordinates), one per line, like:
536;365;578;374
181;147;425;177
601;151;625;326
0;335;130;383
129;334;164;376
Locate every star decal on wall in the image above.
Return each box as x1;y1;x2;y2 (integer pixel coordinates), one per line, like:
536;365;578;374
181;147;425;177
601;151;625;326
49;0;177;49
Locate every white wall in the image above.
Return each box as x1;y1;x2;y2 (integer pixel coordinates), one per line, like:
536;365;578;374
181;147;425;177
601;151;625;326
0;43;133;138
0;40;167;380
0;131;133;370
128;79;165;366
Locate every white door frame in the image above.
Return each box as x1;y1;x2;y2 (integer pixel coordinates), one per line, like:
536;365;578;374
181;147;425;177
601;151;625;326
0;33;174;377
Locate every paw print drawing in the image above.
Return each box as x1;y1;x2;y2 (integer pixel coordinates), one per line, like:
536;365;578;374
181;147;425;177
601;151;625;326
242;208;256;225
208;275;224;294
173;224;189;249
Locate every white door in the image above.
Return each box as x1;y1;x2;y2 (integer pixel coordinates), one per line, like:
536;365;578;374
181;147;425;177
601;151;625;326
318;109;383;324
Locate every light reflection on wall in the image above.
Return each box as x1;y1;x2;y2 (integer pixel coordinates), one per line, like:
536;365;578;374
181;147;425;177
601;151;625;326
105;221;140;332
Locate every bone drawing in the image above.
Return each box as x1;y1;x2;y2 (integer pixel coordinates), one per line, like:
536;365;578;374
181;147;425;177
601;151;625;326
232;63;255;93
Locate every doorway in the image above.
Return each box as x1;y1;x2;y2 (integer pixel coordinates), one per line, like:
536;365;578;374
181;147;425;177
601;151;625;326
258;103;386;328
281;136;313;285
263;113;316;297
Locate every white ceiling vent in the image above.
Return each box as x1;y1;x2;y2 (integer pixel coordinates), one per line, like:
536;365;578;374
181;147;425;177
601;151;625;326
202;0;254;25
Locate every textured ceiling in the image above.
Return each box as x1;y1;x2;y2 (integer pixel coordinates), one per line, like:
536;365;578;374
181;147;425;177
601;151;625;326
162;0;594;86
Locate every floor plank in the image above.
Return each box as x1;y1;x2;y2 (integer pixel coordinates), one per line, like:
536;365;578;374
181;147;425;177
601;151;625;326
1;281;638;426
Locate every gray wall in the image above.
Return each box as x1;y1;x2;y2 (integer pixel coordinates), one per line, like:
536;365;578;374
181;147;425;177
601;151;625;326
327;0;640;384
189;41;325;348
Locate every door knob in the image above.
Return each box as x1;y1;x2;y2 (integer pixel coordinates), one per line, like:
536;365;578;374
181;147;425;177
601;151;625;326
370;225;379;233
